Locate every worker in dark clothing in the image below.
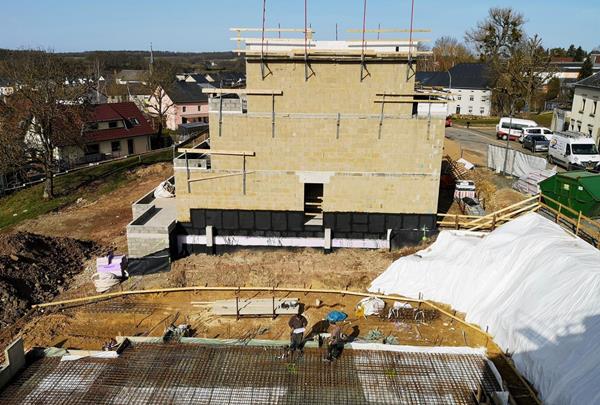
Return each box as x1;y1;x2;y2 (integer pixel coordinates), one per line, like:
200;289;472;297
288;313;308;356
325;322;345;362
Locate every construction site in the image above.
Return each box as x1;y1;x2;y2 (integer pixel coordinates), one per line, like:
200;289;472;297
2;2;600;405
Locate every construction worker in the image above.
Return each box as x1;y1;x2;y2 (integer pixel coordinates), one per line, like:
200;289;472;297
324;321;345;362
288;313;308;356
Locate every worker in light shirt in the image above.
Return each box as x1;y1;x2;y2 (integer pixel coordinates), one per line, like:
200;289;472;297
288;313;308;357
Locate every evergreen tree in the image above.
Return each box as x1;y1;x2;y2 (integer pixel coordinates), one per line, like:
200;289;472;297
579;57;594;80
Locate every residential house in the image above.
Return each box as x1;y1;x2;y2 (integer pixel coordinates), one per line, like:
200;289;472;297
417;63;493;117
204;71;246;88
567;72;600;144
105;82;152;112
115;70;147;85
150;81;209;131
184;73;215;88
57;102;155;166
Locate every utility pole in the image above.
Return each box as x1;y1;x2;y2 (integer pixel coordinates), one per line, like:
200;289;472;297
149;42;154;75
502;102;515;176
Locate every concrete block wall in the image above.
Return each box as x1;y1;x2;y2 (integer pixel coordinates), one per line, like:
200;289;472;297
175;58;444;226
246;61;414;116
127;207;176;258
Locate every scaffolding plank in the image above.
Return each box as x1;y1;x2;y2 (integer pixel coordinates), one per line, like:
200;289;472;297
211;298;300;316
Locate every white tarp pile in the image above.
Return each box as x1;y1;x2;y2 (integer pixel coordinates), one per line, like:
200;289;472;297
488;144;548;178
154;180;175;199
513;168;557;195
369;213;600;405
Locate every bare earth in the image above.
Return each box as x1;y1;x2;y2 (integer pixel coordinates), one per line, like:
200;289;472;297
13;163;173;252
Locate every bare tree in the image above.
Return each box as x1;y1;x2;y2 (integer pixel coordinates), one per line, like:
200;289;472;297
145;61;177;136
466;7;525;61
0;50;92;199
430;36;474;71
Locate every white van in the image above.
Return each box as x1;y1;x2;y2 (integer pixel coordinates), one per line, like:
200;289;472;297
519;127;554;143
548;131;600;170
496;118;538;141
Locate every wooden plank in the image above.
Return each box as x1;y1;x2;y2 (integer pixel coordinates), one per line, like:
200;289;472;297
236;49;431;57
212;298;300;316
201;88;282;95
376;92;446;97
346;38;431;43
230;28;314;33
177;148;255;156
374;99;447;104
346;28;431;33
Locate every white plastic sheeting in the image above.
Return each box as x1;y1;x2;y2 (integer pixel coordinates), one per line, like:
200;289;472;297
369;213;600;405
513;168;557;195
488;144;548;178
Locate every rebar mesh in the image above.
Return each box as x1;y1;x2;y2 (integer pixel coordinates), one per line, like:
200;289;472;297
0;342;502;404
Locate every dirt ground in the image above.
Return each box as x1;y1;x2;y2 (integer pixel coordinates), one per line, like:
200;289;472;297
444;138;528;214
0;232;99;327
13;163;173;252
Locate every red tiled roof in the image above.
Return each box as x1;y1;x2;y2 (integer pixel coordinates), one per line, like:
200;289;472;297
85;102;154;143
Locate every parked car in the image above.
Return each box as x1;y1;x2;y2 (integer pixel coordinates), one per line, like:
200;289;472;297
445;116;453;127
496;117;538;141
519;127;554;143
522;134;549;152
548;131;600;170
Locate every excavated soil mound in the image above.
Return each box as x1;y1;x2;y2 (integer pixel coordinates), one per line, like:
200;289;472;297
0;232;99;327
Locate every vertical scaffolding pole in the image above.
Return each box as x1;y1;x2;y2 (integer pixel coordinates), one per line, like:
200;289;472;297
360;0;367;81
242;156;247;195
304;0;309;81
271;93;275;138
218;95;223;137
378;94;385;139
407;0;416;81
260;0;267;80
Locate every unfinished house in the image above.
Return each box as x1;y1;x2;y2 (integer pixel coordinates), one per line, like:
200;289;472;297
173;28;445;253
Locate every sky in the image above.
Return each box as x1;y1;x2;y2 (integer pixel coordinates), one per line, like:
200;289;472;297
1;1;598;53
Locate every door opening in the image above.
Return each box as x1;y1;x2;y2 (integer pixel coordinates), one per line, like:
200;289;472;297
304;183;323;226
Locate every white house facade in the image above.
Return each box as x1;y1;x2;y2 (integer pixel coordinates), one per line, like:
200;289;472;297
416;63;493;117
568;72;600;145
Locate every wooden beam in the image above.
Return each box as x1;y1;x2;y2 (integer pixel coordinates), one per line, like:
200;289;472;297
376;92;446;97
178;148;255;157
236;49;432;57
374;99;448;104
346;39;431;43
347;28;431;33
202;88;282;95
230;27;315;33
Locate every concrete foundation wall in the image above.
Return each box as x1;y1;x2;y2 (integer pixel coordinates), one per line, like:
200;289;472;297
0;338;25;390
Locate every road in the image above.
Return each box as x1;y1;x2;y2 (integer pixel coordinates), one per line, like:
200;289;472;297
445;126;542;158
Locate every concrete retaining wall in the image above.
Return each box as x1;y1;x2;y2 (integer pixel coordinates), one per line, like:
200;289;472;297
0;338;25;390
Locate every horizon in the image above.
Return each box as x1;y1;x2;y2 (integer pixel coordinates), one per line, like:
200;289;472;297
1;1;599;54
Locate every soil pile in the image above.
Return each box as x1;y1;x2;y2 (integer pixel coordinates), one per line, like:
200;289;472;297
0;232;99;327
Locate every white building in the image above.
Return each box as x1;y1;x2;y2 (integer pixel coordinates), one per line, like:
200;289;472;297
568;72;600;144
417;63;493;117
0;77;14;96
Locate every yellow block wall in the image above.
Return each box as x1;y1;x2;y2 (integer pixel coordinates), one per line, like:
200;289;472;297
175;59;444;223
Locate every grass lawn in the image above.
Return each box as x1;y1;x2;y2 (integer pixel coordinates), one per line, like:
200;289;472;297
453;112;553;128
0;149;172;230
